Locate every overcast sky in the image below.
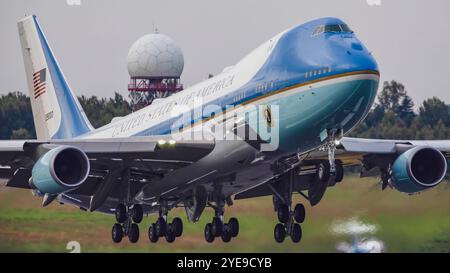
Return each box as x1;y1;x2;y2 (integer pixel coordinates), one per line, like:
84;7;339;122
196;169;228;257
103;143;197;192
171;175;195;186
1;0;449;107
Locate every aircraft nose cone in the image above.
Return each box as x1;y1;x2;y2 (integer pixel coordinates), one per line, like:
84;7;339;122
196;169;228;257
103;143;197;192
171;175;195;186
348;50;379;72
340;38;379;73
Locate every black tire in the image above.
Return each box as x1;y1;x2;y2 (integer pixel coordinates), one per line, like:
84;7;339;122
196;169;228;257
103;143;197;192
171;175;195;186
165;223;176;243
317;161;331;182
294;203;306;223
128;223;139;243
112;223;123;243
155;217;167;237
291;223;302;243
221;223;232;243
148;223;159;243
131;204;143;224
228;217;239;237
274;223;286;243
277;204;290;224
211;217;223;237
115;204;127;223
204;223;215;243
172;217;183;237
334;161;344;183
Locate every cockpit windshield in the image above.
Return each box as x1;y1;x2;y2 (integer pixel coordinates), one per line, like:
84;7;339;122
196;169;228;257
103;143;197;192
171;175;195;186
313;24;353;36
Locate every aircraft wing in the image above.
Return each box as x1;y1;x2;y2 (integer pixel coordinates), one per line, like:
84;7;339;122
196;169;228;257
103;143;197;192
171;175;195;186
303;137;450;168
235;137;450;202
0;135;215;211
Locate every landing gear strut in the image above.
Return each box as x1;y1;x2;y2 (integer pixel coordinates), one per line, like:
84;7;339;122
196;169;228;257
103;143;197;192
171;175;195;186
270;171;305;243
203;196;239;243
321;128;341;174
308;128;344;205
110;169;144;244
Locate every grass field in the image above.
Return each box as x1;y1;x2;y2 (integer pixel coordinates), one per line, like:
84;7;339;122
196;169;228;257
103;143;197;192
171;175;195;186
0;176;449;253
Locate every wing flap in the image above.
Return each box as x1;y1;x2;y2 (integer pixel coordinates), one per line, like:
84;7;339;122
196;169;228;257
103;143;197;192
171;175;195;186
5;168;32;189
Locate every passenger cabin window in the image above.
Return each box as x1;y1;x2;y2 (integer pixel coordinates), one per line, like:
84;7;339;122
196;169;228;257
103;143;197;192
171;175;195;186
313;24;353;36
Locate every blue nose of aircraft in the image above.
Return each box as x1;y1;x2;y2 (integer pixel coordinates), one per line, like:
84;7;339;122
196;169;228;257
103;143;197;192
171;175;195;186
325;32;379;74
261;18;380;153
254;17;379;85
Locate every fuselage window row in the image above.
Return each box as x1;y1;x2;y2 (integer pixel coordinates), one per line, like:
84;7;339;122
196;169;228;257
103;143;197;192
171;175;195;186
304;67;332;79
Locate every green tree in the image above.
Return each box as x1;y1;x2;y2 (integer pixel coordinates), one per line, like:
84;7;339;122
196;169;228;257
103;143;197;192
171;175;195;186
10;128;32;139
419;97;450;127
364;104;385;128
378;81;406;111
0;92;36;139
397;94;416;125
79;93;131;128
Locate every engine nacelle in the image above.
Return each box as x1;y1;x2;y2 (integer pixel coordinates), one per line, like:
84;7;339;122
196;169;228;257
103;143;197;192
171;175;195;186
31;146;90;194
391;146;447;194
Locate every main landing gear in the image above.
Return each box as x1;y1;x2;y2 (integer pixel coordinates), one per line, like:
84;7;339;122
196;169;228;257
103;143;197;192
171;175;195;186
148;207;184;244
204;198;240;243
204;215;239;243
273;202;305;243
270;170;305;244
112;203;143;244
270;133;344;243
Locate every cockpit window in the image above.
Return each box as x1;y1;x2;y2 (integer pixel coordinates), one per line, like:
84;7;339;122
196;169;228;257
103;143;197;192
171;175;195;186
312;24;353;36
339;24;352;32
324;24;342;33
312;25;325;36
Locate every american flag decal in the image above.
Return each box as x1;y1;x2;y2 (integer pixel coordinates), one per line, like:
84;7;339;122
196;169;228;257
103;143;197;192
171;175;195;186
33;68;46;99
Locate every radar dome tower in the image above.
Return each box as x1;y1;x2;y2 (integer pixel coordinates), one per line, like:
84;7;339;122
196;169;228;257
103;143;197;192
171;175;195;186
127;32;184;111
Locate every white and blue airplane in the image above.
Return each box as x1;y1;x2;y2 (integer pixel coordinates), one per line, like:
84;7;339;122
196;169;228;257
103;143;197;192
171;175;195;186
1;15;449;244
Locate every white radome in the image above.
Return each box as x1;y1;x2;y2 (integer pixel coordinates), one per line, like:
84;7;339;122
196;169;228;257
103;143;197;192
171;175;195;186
127;33;184;78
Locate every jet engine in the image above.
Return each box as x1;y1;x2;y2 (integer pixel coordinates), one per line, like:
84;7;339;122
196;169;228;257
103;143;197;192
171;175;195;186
391;146;447;194
31;146;90;194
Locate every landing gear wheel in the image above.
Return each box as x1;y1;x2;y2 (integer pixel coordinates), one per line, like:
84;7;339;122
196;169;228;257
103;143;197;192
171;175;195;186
112;223;123;243
221;223;232;243
155;217;167;237
293;203;306;223
128;223;139;243
131;204;143;224
172;217;183;237
204;223;215;243
211;217;223;237
165;223;176;243
148;223;159;243
277;204;290;224
317;161;331;182
274;223;286;243
228;217;239;237
291;223;302;243
115;204;127;223
334;161;344;183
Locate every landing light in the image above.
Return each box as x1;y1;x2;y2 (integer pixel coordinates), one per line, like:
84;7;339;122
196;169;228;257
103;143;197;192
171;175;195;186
158;139;167;145
334;139;341;146
169;140;176;145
